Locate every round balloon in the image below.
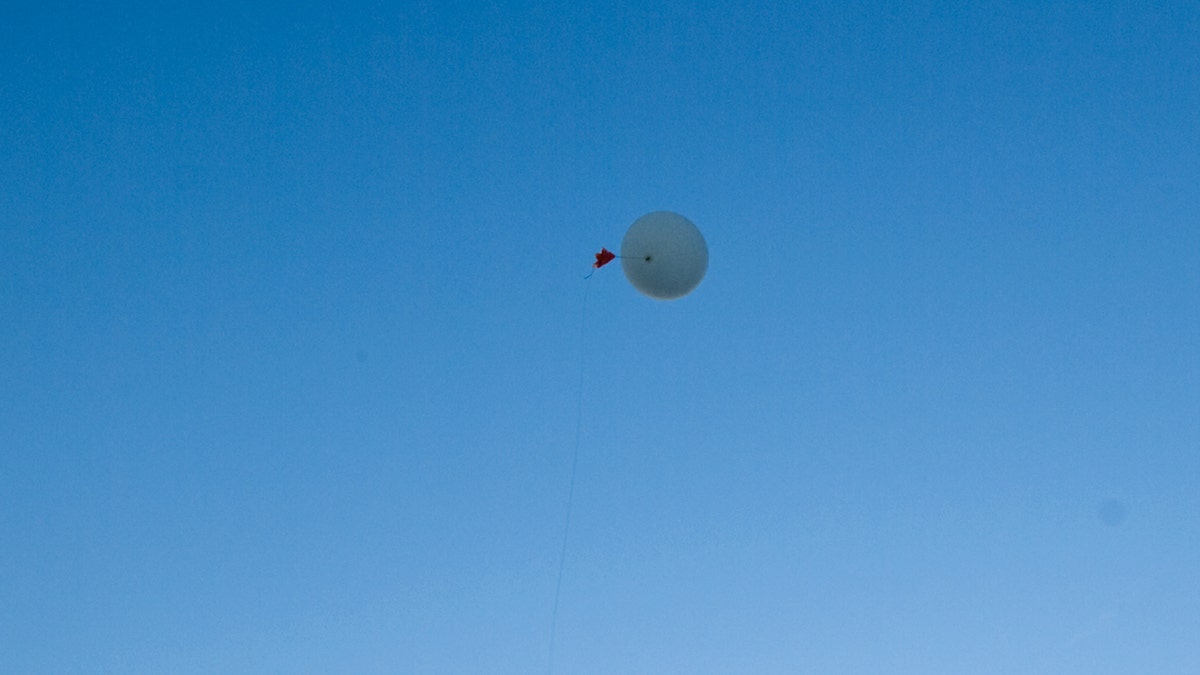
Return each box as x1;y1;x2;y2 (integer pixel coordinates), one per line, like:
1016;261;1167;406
620;211;708;300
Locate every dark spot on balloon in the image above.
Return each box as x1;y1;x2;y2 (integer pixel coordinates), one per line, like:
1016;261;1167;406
644;255;653;262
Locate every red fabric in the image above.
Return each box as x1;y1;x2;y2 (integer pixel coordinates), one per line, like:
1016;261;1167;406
593;247;616;268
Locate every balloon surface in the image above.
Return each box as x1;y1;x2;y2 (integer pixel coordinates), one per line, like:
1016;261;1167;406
620;211;708;300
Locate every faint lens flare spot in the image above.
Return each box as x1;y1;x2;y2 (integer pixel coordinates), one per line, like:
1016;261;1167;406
1098;499;1127;526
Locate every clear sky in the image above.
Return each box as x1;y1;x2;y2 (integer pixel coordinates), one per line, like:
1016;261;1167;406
2;1;1198;673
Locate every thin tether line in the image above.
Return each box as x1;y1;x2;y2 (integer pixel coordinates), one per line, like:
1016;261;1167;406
547;277;591;674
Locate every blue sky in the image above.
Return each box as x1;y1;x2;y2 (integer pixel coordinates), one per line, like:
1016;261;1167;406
2;1;1198;673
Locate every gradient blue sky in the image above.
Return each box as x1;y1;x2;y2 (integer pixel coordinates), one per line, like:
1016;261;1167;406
2;2;1198;673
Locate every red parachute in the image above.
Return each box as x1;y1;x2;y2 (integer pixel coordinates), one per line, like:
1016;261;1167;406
592;247;616;269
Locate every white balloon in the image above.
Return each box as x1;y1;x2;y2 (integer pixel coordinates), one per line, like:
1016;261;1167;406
620;211;708;300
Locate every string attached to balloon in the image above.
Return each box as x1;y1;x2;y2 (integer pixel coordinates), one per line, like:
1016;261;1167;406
546;270;590;675
547;211;708;673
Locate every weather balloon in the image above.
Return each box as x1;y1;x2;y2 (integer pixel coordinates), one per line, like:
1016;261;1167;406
619;211;708;300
